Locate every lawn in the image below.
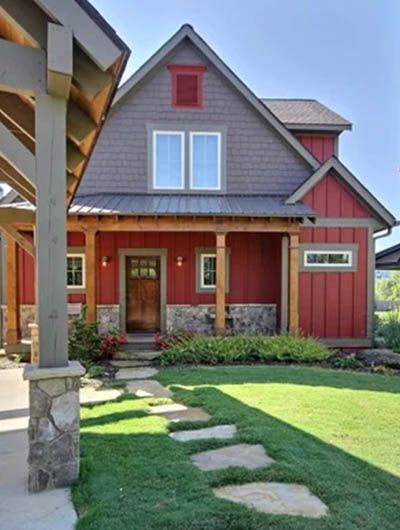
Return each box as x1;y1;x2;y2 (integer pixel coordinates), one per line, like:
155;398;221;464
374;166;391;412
73;366;400;529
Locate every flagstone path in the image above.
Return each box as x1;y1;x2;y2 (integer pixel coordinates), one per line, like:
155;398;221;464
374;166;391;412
169;424;237;442
213;482;329;518
149;402;211;422
191;443;274;471
115;367;158;380
126;379;173;398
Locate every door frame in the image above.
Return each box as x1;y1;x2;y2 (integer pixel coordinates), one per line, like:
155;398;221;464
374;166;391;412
118;248;167;333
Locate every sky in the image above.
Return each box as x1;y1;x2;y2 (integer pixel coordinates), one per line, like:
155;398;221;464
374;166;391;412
91;1;397;250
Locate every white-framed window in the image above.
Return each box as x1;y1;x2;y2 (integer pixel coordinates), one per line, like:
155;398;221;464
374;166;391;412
200;253;217;288
153;131;184;189
190;132;221;190
67;254;85;288
304;250;353;268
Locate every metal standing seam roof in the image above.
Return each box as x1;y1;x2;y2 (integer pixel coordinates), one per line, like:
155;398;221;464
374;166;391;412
262;99;352;130
2;194;316;218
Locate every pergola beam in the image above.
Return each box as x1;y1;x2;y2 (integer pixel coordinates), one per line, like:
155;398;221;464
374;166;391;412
0;39;46;96
47;23;73;98
0;223;35;257
0;121;35;186
34;0;123;71
0;93;35;141
0;162;36;204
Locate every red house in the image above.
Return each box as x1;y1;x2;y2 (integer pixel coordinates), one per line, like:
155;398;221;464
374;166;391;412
3;25;396;350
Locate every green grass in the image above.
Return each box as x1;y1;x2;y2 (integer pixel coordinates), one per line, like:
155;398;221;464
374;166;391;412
73;366;400;530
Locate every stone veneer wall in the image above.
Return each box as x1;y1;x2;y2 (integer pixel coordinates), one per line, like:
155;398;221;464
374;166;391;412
27;375;81;491
1;304;121;341
166;304;277;335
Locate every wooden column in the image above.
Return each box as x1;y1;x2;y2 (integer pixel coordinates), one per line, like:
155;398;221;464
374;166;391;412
6;236;20;346
85;230;97;323
35;94;68;368
288;233;299;332
215;232;227;335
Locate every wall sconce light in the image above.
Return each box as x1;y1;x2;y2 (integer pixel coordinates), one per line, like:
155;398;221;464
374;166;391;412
101;256;110;268
176;256;184;267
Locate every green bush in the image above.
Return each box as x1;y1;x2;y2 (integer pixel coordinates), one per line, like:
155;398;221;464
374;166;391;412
375;310;400;352
86;365;106;379
159;332;332;366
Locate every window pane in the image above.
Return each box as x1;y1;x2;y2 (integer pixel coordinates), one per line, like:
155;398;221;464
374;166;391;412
67;256;83;286
305;252;351;266
155;133;182;188
202;255;216;286
192;134;219;189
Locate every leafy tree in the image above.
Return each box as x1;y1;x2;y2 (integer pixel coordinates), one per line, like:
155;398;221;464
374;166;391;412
376;271;400;301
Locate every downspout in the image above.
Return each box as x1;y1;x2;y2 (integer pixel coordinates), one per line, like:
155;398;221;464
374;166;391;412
373;220;400;241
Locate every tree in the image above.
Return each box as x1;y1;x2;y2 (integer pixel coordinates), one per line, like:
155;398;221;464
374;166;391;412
376;271;400;301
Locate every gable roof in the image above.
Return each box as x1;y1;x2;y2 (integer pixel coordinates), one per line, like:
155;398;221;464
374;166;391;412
262;99;352;132
286;156;396;228
113;24;320;171
376;243;400;269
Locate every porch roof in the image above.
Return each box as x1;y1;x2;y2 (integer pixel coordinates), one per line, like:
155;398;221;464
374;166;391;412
3;193;316;219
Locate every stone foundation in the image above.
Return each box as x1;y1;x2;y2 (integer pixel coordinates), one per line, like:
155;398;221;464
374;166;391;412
166;304;276;335
97;305;120;334
23;362;85;492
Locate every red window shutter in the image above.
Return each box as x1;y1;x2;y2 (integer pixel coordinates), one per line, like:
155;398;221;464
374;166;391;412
176;74;198;106
168;64;206;109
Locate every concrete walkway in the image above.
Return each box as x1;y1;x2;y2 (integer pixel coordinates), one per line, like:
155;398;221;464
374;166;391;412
0;368;77;530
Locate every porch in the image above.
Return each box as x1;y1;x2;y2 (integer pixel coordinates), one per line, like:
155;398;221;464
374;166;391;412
5;214;302;351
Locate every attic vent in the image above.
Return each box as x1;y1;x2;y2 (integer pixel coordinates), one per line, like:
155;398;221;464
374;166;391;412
168;64;206;109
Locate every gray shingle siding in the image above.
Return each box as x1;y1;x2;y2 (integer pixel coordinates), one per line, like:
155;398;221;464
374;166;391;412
78;40;312;197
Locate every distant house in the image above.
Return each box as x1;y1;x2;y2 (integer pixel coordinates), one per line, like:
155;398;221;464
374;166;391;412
376;243;400;270
3;24;396;348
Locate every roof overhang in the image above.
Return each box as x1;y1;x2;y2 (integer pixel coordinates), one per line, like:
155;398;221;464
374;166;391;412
285;123;352;133
286;156;397;229
0;0;130;206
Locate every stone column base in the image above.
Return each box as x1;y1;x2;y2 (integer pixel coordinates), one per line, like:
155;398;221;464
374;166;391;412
23;361;85;493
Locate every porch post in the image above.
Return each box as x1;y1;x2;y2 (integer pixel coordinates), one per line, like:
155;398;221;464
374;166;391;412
85;229;97;323
288;233;299;331
215;231;227;335
5;236;21;347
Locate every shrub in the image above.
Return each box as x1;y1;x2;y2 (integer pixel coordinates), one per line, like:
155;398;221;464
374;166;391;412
375;310;400;352
68;306;125;365
159;332;332;366
330;354;364;370
86;365;106;379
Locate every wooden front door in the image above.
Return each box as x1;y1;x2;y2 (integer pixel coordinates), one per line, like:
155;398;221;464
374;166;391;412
126;256;161;332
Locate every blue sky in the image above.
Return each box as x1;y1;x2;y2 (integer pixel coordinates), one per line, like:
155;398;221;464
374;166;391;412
95;0;399;250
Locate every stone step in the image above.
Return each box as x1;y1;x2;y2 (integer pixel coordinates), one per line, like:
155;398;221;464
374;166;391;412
169;424;237;442
149;403;211;423
113;350;161;361
109;360;153;368
115;367;159;380
191;444;274;471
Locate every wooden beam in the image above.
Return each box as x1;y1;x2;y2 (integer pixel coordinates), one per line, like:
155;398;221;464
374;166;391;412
0;207;35;224
67;101;96;145
35;93;68;368
0;93;35;141
84;230;97;323
5;236;20;346
67;142;85;173
0;121;35;186
215;232;226;335
288;233;299;332
47;23;73;98
67;216;302;233
73;46;113;101
0;38;46;96
0;160;36;204
34;0;123;71
0;223;34;257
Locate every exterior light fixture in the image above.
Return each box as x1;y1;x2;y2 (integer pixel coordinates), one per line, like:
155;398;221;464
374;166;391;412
176;256;184;267
101;256;110;268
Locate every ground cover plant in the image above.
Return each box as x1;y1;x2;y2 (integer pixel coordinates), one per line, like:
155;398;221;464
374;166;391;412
158;332;332;366
73;365;400;530
375;310;400;352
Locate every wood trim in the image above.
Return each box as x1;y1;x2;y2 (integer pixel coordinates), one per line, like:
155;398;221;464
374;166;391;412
84;230;97;323
280;235;289;331
215;232;226;335
5;236;20;345
288;233;299;331
0;224;34;257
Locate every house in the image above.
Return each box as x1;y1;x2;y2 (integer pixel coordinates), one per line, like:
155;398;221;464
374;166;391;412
376;243;400;270
3;24;396;349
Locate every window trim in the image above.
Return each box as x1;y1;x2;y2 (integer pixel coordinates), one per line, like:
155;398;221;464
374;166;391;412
67;252;85;290
189;132;221;191
299;243;358;272
195;247;230;293
152;130;185;190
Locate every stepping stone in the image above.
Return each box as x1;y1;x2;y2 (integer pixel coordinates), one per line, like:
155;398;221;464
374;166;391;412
150;403;210;422
191;444;274;471
170;424;237;442
115;367;158;380
110;360;152;368
213;482;329;518
80;386;122;404
126;380;173;398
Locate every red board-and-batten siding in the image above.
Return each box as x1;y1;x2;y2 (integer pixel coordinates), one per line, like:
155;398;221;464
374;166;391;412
299;171;372;340
19;232;282;321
